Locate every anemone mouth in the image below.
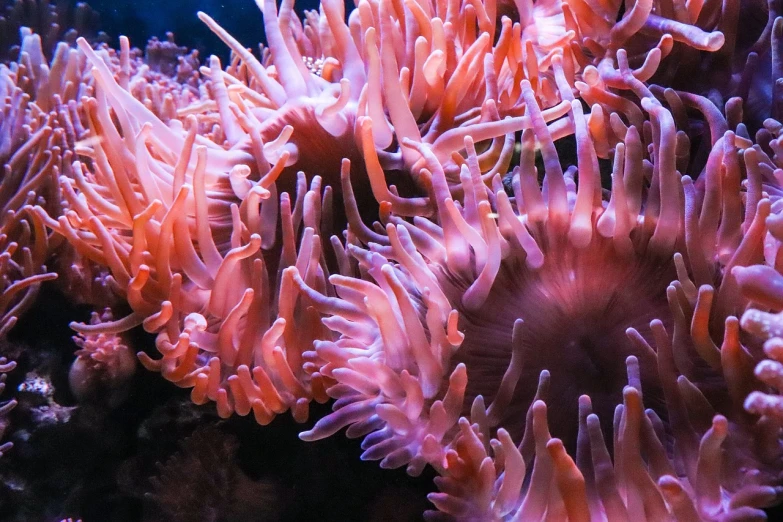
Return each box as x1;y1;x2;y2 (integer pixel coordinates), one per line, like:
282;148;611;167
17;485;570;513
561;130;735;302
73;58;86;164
448;226;677;450
256;102;362;186
254;102;423;226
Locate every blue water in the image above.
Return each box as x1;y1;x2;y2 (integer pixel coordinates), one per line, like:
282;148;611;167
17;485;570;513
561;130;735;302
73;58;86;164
86;0;325;59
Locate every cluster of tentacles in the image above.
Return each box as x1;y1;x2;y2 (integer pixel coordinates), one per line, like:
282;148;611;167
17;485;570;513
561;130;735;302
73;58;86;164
4;0;783;519
294;65;783;518
0;0;212;451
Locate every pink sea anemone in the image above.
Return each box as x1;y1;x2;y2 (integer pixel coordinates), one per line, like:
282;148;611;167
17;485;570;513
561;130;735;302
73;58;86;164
193;0;590;223
294;65;783;518
738;265;783;425
1;20;203;314
190;0;729;219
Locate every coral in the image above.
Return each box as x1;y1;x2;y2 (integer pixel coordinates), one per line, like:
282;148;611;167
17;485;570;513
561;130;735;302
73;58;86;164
68;308;136;406
143;32;200;81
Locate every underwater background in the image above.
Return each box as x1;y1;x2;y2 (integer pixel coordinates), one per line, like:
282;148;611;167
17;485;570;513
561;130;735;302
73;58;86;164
87;0;287;61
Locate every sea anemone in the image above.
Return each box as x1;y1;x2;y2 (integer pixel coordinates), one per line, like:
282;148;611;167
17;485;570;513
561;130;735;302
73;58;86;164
189;0;732;226
737;264;783;429
294;64;783;518
1;20;203;314
0;30;63;336
32;31;338;425
193;0;587;222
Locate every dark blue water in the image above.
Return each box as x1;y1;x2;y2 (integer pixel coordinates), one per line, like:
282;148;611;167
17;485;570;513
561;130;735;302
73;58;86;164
87;0;325;60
